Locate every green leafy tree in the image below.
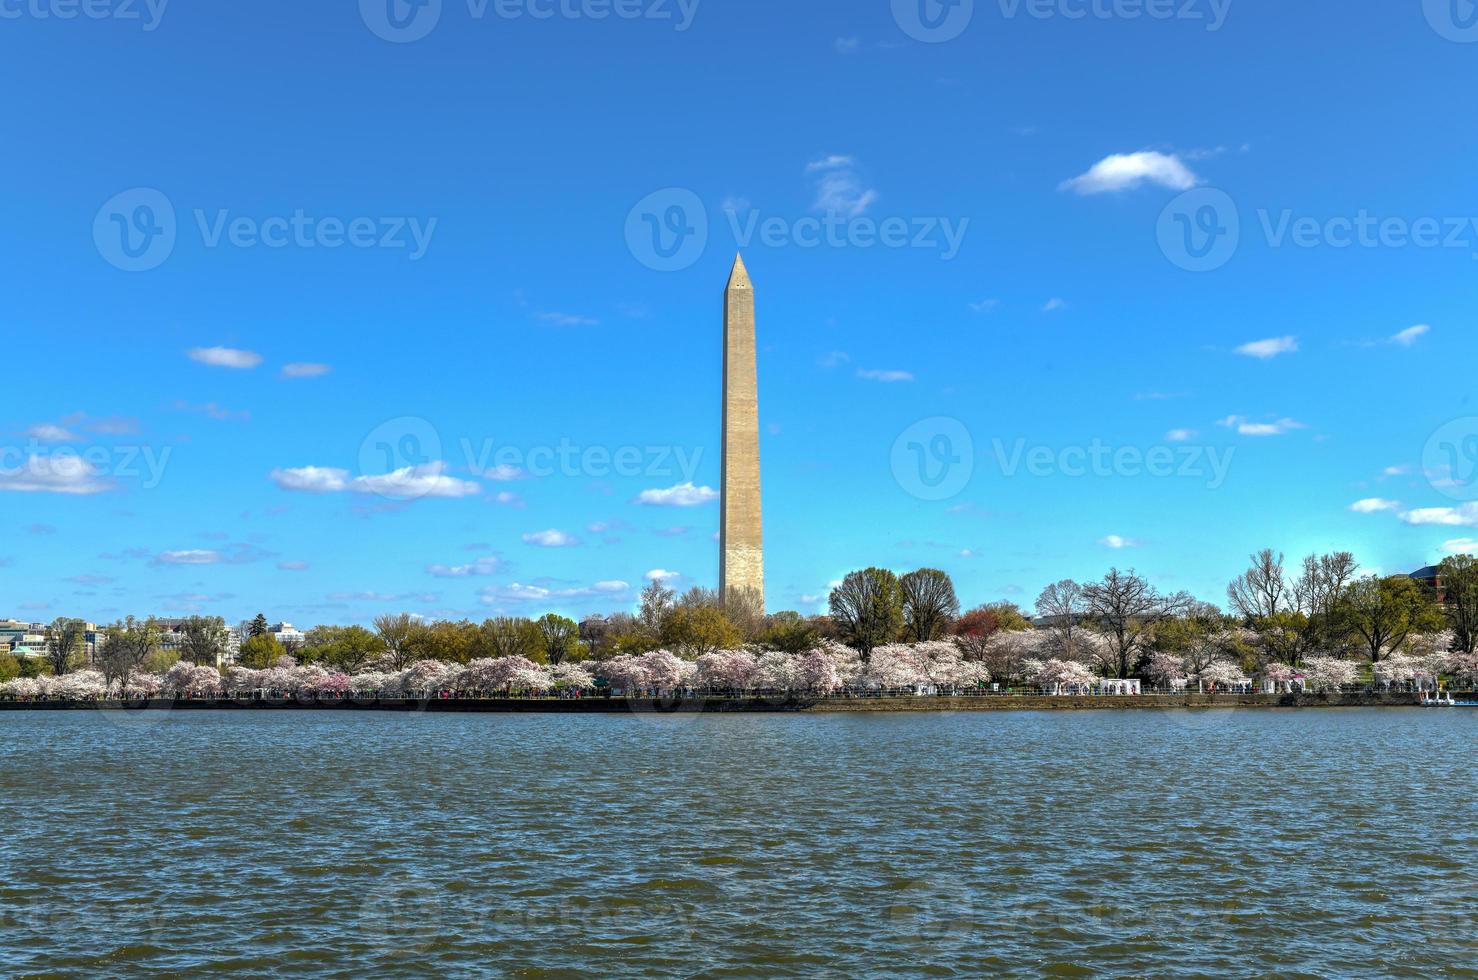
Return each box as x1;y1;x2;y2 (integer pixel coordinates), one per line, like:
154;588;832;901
899;568;960;641
373;613;417;670
663;606;741;659
760;611;819;654
536;614;580;665
0;652;19;683
1339;574;1444;663
238;633;286;670
318;626;385;673
480;617;543;660
1438;554;1478;655
828;568;903;662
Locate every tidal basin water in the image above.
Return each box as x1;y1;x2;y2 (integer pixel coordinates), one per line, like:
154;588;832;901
1;709;1474;977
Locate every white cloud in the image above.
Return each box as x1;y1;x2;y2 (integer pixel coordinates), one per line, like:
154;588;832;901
1349;498;1400;514
1217;416;1306;437
478;579;629;605
157;549;222;565
427;556;503;578
1383;465;1411;477
538;312;599;327
1166;429;1198;442
1042;298;1066;313
281;362;331;379
1059;151;1199;195
0;455;112;495
807;155;877;217
269;462;480;499
1391;324;1430;347
278;560;309;571
819;350;851;369
834;36;861;54
1400;504;1478;527
188;346;262;369
1099;535;1138;549
522;529;579;548
857;368;915;383
645;568;681;582
1235;336;1299;359
1443;538;1478;556
26;423;80;443
968;298;1000;314
634;482;719;507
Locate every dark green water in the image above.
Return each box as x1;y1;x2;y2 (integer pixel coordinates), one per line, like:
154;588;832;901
0;708;1473;977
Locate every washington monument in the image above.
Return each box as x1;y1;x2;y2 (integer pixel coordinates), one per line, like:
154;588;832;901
720;253;764;612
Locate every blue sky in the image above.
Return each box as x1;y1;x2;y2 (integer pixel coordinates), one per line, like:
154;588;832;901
3;0;1477;626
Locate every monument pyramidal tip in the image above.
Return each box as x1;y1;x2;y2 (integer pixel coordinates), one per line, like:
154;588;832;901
720;253;764;613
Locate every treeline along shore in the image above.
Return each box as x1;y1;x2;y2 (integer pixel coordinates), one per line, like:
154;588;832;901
0;691;1435;713
5;551;1477;710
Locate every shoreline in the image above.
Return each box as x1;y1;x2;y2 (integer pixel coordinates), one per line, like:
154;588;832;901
0;692;1438;713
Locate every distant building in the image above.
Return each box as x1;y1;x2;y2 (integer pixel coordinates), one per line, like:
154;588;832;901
1410;565;1447;604
270;623;307;648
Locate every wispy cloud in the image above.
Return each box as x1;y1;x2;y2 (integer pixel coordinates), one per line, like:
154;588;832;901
857;368;915;383
1400;504;1478;527
538;312;600;327
1235;336;1298;359
833;36;861;54
188;346;262;369
645;568;681;582
1059;151;1198;195
25;423;80;443
1217;415;1306;437
1099;534;1139;549
270;462;480;499
1391;324;1430;347
634;482;719;507
1349;498;1400;514
281;362;331;379
427;555;503;577
1042;298;1066;313
1442;537;1478;556
1166;429;1198;442
522;529;580;548
968;298;999;314
807;155;877;218
819;350;851;369
0;456;112;495
478;579;629;606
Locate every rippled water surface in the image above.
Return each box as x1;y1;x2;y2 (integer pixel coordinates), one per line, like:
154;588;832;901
1;708;1474;977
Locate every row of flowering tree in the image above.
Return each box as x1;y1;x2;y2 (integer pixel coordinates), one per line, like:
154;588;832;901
6;631;1478;702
